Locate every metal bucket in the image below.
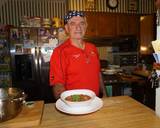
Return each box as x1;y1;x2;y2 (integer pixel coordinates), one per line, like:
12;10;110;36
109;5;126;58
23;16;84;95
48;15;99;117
0;87;26;122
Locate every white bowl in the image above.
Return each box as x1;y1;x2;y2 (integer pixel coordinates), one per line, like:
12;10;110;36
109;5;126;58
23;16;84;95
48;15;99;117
60;89;96;107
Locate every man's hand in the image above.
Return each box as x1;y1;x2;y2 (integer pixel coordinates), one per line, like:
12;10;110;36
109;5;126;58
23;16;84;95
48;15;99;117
100;73;107;97
52;83;66;100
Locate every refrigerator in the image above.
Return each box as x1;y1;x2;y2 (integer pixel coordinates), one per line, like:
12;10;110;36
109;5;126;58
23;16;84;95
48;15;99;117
9;27;60;103
0;25;12;88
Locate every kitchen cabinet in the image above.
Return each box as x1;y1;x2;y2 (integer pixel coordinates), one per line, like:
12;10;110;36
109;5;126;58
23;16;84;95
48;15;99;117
97;13;116;37
140;14;156;54
131;82;145;104
85;12;116;37
128;15;140;37
144;80;155;110
103;73;152;109
85;12;139;38
85;12;97;37
117;15;140;37
117;15;129;36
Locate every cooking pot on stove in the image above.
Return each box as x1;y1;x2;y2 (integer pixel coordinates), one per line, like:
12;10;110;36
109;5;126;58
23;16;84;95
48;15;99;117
102;65;123;75
103;69;117;75
0;87;26;122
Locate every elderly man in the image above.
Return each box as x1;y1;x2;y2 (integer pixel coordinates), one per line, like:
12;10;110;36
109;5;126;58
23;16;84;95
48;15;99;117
49;11;106;99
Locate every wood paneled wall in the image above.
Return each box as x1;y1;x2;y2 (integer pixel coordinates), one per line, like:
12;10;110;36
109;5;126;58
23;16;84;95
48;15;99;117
67;0;156;14
0;0;67;26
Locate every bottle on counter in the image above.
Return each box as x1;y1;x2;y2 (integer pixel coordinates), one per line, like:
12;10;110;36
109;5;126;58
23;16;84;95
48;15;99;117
142;60;147;70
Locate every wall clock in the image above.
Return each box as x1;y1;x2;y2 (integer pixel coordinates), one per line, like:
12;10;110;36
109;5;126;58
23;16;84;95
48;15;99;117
107;0;118;9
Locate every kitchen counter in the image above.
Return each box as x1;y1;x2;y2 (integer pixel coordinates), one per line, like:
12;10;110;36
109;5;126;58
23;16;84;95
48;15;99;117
29;96;160;128
103;73;146;97
102;71;146;84
132;70;151;78
119;74;145;83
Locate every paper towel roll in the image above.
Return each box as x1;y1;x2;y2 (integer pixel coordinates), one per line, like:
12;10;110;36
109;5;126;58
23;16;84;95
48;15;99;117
152;40;160;53
156;87;160;117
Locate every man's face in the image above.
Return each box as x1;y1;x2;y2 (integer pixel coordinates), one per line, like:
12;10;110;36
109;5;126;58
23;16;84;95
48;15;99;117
65;16;87;40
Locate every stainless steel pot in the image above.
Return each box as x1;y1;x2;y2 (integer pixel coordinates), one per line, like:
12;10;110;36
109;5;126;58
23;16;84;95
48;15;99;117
0;87;26;122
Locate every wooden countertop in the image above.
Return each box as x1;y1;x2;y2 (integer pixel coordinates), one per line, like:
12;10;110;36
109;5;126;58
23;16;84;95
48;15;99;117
120;74;145;83
132;70;151;78
30;96;160;128
0;101;44;128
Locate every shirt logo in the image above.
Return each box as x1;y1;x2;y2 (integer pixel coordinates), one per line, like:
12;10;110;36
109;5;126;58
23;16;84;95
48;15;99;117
90;51;95;55
72;54;80;59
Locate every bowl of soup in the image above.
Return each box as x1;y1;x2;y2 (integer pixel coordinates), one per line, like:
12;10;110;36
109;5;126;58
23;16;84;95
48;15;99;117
60;89;96;107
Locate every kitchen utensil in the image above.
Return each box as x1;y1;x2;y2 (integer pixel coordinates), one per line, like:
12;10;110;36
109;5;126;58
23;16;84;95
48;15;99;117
0;87;26;122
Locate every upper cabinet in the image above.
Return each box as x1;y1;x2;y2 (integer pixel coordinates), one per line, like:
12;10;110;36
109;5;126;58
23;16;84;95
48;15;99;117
97;13;117;37
85;12;97;37
128;15;140;37
140;15;156;54
85;12;116;37
116;15;129;36
85;12;140;38
117;15;140;37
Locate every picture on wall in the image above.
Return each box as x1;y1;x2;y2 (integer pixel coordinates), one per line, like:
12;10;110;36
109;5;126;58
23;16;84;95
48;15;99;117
15;44;23;53
85;0;95;10
10;28;19;40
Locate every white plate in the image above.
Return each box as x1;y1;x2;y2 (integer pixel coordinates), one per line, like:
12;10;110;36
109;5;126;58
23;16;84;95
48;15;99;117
55;97;103;115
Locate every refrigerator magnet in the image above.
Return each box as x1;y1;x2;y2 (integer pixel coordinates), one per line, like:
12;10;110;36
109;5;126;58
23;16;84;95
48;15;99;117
15;44;23;53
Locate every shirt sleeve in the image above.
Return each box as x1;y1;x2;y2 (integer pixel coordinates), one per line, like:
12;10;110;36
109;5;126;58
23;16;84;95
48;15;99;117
49;48;67;86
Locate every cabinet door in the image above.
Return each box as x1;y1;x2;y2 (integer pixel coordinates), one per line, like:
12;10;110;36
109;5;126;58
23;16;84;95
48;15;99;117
140;15;156;54
85;12;97;37
97;13;117;37
116;15;129;36
128;15;140;37
117;15;140;37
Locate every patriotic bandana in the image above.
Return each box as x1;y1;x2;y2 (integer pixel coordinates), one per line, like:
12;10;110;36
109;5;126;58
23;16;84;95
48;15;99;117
64;11;85;24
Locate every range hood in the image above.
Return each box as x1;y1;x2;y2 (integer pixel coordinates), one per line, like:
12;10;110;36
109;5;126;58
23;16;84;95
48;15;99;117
84;36;138;47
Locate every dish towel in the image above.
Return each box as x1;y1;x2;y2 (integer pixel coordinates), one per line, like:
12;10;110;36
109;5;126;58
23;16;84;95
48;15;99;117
156;87;160;117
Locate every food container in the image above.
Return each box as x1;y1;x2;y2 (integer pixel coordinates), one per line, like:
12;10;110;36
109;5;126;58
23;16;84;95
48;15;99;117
52;17;63;28
41;18;51;28
0;87;26;122
60;89;96;107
